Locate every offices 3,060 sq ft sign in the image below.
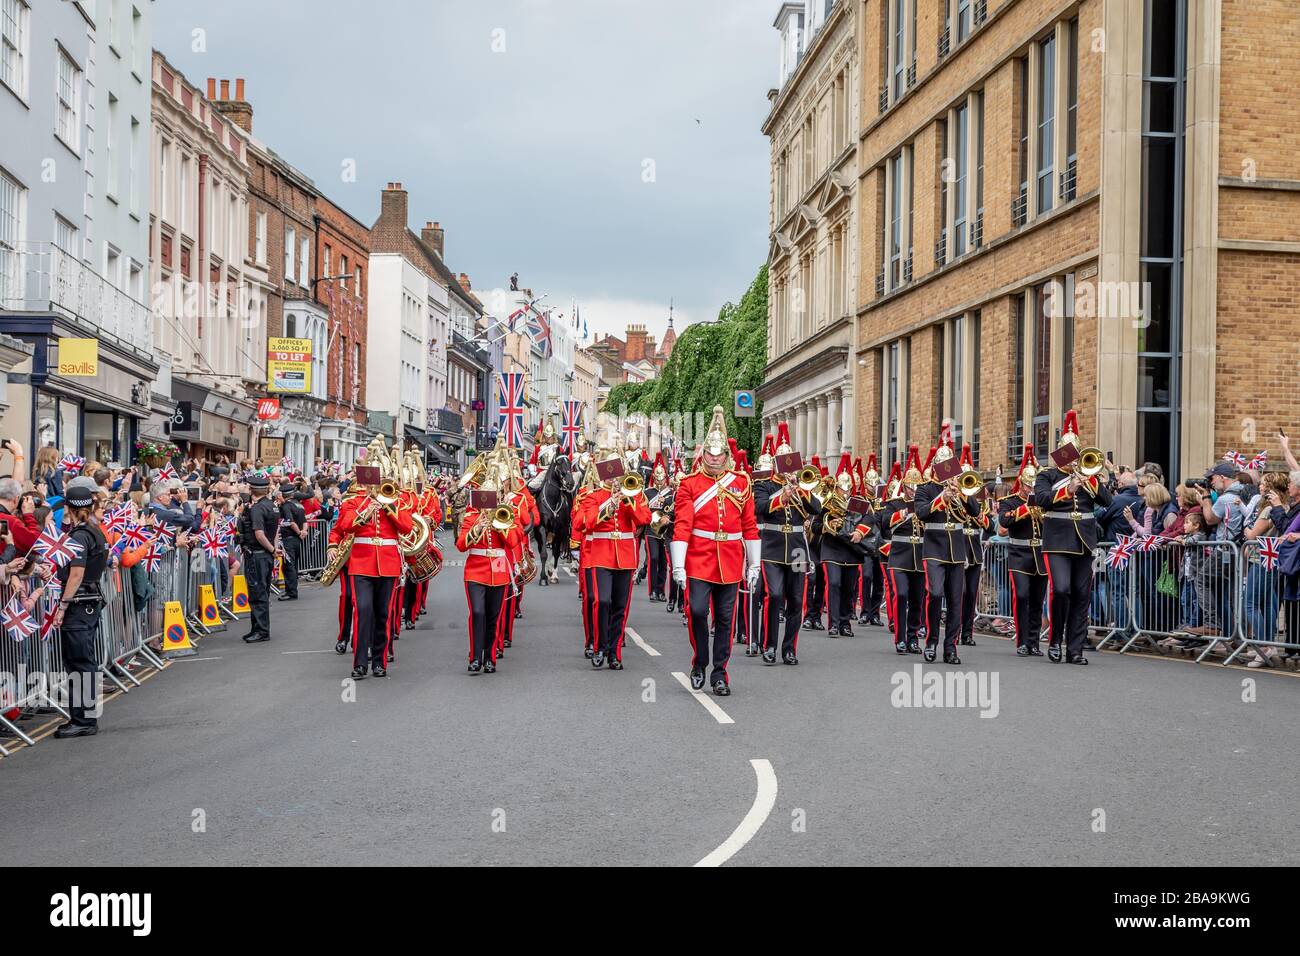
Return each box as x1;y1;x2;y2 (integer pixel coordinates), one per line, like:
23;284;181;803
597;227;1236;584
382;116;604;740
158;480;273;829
267;337;312;394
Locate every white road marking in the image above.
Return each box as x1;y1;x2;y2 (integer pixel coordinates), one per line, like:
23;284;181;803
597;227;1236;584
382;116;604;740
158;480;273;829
695;759;778;867
562;565;575;578
281;649;337;655
171;656;223;662
625;627;660;657
671;671;734;725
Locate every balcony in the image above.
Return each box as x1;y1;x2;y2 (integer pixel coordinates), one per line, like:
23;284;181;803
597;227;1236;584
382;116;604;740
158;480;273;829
0;242;152;353
938;27;951;61
903;251;913;283
970;210;984;250
878;87;889;115
906;58;917;89
934;229;948;268
875;271;885;297
1059;159;1078;202
1011;188;1028;227
975;0;988;27
426;406;464;436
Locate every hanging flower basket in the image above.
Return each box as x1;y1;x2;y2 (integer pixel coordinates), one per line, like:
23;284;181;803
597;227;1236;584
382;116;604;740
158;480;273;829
135;438;180;469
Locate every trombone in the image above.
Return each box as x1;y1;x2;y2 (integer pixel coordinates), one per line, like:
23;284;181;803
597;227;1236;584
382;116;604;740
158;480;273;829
1073;446;1107;478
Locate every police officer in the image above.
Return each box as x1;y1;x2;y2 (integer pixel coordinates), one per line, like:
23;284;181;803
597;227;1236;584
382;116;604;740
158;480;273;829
239;474;279;644
52;477;108;739
278;484;306;602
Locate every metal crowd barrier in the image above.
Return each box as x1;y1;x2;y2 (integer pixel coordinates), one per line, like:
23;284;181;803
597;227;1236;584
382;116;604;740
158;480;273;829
0;574;71;753
298;518;330;577
1224;538;1300;665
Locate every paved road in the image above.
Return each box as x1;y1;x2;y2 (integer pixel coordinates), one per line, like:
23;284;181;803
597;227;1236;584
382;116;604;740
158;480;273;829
2;556;1297;866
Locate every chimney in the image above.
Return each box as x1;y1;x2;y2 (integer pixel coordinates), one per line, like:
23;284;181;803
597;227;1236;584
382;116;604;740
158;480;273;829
379;182;408;227
626;323;648;362
209;76;253;132
421;220;445;258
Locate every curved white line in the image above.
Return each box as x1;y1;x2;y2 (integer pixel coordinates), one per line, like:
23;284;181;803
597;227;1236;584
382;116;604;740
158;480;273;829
694;759;777;867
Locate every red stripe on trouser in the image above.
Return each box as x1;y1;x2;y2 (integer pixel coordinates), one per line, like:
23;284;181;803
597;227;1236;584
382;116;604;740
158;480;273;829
922;560;932;644
464;581;474;661
888;568;901;646
349;573;363;667
592;574;603;656
723;585;739;683
1044;560;1055;646
760;564;772;651
684;581;699;667
881;566;895;632
1010;571;1021;646
617;573;632;661
336;580;346;643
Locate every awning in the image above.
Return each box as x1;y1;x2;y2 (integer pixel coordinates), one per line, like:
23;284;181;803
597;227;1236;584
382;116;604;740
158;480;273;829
405;429;458;467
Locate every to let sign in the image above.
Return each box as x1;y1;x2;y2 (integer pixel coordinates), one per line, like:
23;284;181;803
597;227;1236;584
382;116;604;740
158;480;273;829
267;337;312;394
57;338;99;376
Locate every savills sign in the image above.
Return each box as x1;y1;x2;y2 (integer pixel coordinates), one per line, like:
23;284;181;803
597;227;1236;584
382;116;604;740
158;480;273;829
57;338;99;377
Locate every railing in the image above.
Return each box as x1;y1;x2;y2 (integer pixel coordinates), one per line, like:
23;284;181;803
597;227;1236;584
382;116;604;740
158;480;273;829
878;87;889;115
938;27;951;60
875;271;885;297
1059;158;1078;202
970;210;984;249
902;252;913;283
934;229;947;268
1011;187;1028;227
1;241;153;353
975;0;988;27
906;59;917;89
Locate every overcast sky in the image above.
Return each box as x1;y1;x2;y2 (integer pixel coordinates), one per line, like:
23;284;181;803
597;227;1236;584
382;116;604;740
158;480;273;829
153;0;775;345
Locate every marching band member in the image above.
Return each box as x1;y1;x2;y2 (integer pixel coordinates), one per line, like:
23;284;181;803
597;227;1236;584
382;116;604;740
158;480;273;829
882;450;926;653
572;457;600;658
330;482;361;655
499;453;537;653
956;444;987;647
580;448;651;669
857;456;886;626
802;454;828;630
754;423;821;665
999;444;1048;657
417;468;443;618
914;442;980;664
456;463;521;674
645;452;670;602
1033;410;1111;664
331;443;414;679
814;454;863;637
665;460;686;617
670;406;760;696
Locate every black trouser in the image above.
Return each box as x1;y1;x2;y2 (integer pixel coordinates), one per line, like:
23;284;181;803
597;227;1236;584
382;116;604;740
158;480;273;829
336;567;353;646
646;536;666;596
245;550;274;639
887;567;924;646
860;557;884;619
734;586;750;642
748;569;765;642
687;579;739;683
761;562;803;656
350;574;395;669
595;567;633;660
923;558;966;654
960;563;981;641
59;601;102;727
823;562;858;630
581;565;597;648
281;535;301;598
403;579;420;624
1046;551;1093;658
1010;570;1049;649
465;581;506;665
807;561;826;618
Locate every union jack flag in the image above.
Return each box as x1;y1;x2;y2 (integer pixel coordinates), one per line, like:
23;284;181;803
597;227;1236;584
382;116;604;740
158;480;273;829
153;524;178;552
3;597;37;642
1107;536;1135;570
1248;450;1268;471
1222;450;1247;469
560;400;584;454
156;463;179;482
198;528;228;560
496;371;526;447
525;307;553;359
102;503;133;535
1137;533;1163;552
1257;536;1281;570
39;606;58;642
58;454;85;473
121;522;152;549
140;542;166;573
45;576;61;601
30;529;84;568
281;456;297;472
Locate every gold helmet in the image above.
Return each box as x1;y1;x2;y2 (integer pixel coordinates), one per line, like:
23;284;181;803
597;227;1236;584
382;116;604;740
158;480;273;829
699;405;729;463
1058;409;1081;450
541;413;558;446
774;422;793;457
755;433;776;473
902;445;924;487
1014;443;1038;492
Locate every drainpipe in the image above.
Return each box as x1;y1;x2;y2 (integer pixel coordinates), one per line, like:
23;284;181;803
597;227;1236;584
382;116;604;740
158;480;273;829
197;153;209;343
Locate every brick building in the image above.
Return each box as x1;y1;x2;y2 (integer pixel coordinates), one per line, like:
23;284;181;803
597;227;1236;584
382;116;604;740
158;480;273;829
314;196;371;465
849;0;1300;483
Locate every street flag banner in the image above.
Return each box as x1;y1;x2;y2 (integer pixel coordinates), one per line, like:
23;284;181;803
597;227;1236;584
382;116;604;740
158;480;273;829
231;575;250;615
561;400;584;454
497;371;526;447
162;601;194;653
526;307;553;358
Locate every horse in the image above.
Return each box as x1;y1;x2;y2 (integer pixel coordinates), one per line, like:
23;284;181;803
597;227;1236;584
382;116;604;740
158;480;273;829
529;452;575;585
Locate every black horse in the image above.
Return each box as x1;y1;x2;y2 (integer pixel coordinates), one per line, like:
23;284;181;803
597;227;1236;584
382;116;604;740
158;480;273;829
530;453;575;585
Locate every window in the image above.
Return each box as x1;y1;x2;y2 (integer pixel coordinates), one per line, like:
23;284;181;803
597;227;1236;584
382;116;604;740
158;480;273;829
129;117;140;212
1017;57;1029;207
891;0;905;98
131;5;143;74
1011;294;1024;454
254;211;266;264
284;226;295;283
886;341;901;462
105;95;118;197
323;244;332;283
957;0;972;42
0;167;23;301
1036;35;1055;214
54;214;76;255
952;103;968;257
285;311;297;339
1031;284;1053;458
885;0;914;102
158;139;169;219
300;236;310;287
56;46;81;151
355;263;362;296
1066;18;1078;184
1;0;28;99
179;155;190;233
339;254;348;286
884;147;912;289
105;244;120;288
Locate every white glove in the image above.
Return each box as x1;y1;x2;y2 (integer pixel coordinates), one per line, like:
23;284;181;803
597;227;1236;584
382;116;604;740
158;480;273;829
746;566;760;589
672;566;687;588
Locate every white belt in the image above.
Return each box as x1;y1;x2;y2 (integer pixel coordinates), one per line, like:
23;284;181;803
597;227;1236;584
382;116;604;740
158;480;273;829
692;529;741;542
758;522;802;533
359;537;400;547
468;548;505;558
589;531;630;540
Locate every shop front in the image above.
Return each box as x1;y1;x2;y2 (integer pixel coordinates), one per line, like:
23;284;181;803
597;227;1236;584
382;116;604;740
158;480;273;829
169;378;256;466
0;315;158;466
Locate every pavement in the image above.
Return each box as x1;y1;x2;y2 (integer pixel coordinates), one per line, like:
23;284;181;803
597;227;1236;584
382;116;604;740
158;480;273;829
2;554;1298;867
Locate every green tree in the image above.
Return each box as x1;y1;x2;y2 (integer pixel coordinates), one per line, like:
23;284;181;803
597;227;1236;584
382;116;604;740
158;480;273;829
603;264;768;458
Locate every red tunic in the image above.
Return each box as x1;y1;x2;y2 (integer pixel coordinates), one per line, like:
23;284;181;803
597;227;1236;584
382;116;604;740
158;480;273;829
671;470;758;585
580;488;651;570
571;487;593;569
456;509;520;586
334;493;414;577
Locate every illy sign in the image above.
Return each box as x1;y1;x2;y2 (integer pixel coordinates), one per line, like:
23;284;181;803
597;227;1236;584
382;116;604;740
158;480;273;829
256;398;281;420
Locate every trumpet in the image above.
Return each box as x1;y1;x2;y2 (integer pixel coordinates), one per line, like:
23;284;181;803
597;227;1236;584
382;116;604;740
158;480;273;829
620;473;645;497
490;503;517;532
795;466;822;493
958;470;984;496
1075;446;1106;478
